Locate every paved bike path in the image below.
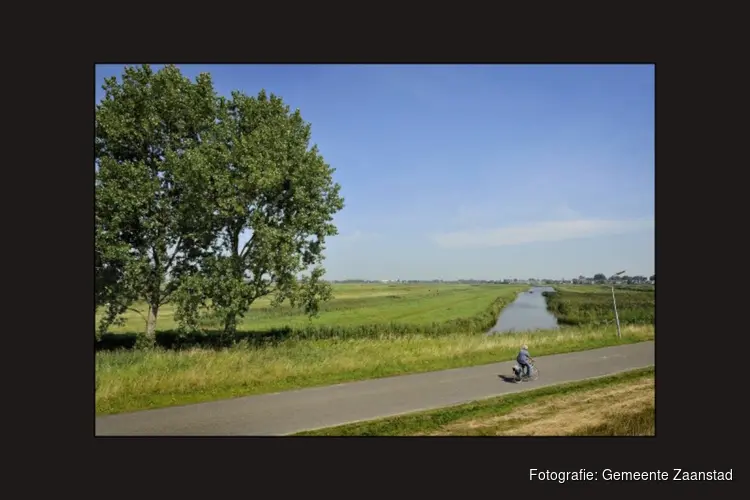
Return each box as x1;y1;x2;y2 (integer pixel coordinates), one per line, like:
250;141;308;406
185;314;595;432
95;341;654;436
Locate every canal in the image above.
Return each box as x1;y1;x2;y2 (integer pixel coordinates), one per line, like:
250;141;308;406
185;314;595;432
488;286;559;334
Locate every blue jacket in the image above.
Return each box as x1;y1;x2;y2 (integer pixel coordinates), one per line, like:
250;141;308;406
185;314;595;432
517;348;530;363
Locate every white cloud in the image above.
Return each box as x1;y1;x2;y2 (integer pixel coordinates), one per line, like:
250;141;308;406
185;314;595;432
448;202;583;230
432;218;654;249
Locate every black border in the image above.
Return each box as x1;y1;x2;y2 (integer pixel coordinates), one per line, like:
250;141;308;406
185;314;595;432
20;26;738;496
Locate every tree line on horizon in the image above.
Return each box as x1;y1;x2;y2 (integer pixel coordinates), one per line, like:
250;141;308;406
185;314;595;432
578;274;655;284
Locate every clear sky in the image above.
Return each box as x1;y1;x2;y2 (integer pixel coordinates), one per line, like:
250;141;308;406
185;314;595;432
95;64;654;281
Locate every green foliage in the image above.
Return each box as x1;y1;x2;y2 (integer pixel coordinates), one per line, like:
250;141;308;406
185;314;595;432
543;286;654;326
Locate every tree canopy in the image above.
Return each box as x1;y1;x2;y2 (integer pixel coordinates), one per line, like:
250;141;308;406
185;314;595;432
175;90;345;336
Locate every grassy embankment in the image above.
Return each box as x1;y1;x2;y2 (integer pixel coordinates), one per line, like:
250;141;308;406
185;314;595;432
296;367;655;436
96;283;655;415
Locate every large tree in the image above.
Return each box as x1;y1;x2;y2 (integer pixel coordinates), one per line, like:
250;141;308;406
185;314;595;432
180;90;345;336
95;64;219;344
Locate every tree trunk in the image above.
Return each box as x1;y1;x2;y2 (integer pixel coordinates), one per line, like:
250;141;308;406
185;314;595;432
222;228;242;341
145;303;159;346
223;313;237;338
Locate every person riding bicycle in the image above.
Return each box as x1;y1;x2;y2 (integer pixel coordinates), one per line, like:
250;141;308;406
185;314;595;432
517;344;534;378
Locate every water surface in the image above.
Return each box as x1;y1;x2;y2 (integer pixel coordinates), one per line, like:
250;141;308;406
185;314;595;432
488;286;559;334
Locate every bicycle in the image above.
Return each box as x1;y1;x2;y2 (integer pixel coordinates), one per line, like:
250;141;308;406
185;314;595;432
512;362;539;382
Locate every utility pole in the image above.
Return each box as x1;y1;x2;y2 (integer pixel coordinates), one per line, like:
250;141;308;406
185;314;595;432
612;270;625;338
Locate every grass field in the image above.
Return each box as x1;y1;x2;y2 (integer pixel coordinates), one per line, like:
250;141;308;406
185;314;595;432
295;367;655;436
97;283;524;334
544;284;654;327
95;324;654;415
96;284;530;349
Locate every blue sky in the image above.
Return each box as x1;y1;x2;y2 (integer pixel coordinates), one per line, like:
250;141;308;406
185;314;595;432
95;64;654;280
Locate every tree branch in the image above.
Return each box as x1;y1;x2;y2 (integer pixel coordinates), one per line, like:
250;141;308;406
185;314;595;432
230;225;242;257
151;244;161;270
158;286;176;307
104;299;148;323
150;243;164;307
240;232;256;261
127;306;148;323
164;236;182;273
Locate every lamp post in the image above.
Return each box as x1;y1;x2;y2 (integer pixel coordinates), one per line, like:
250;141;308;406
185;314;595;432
611;270;625;338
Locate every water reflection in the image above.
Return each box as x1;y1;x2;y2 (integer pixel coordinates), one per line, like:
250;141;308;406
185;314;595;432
489;286;559;334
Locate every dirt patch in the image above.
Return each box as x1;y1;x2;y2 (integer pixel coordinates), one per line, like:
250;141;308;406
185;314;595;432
422;377;654;436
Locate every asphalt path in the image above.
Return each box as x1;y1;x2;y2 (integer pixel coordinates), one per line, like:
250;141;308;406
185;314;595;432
95;341;654;436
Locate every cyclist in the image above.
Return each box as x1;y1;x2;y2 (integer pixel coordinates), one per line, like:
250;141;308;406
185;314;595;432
517;344;534;379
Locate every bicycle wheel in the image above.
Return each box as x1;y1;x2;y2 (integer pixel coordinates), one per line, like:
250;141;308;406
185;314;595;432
530;366;539;381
